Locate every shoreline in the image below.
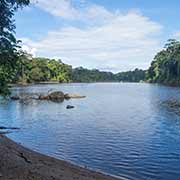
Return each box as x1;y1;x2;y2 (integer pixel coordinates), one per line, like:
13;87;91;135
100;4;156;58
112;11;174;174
0;135;123;180
9;82;142;87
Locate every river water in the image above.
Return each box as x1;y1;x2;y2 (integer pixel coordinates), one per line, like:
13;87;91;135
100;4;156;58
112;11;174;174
0;83;180;180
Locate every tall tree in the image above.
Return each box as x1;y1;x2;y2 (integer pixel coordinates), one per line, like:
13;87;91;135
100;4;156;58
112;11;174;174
0;0;30;95
146;39;180;85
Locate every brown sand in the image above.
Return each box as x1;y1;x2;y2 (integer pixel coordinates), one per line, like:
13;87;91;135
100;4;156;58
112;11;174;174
0;135;123;180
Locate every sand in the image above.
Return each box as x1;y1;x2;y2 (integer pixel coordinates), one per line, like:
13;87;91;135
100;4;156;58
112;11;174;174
0;135;123;180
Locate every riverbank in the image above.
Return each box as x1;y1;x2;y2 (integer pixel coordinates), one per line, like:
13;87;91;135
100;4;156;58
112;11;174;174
8;81;60;87
0;135;122;180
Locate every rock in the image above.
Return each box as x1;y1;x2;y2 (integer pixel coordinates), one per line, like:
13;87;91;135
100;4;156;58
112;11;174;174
166;100;180;108
10;91;85;103
39;91;65;102
0;126;20;130
48;91;64;102
11;96;20;100
0;131;11;135
66;105;75;109
64;94;71;100
64;94;86;99
38;95;49;100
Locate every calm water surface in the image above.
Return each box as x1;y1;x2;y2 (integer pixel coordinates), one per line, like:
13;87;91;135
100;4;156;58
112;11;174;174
0;83;180;180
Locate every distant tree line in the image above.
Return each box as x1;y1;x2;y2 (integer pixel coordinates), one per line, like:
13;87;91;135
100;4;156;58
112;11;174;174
72;67;146;82
13;39;180;85
11;54;146;84
72;67;117;82
116;69;146;82
6;39;180;86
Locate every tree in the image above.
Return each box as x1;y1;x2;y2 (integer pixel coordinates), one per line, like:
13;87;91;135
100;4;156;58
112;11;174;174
0;0;30;95
48;59;72;83
11;57;73;84
146;39;180;85
29;58;50;82
72;67;146;83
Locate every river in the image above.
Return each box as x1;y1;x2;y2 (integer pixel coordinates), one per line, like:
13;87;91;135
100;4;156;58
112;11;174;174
0;83;180;180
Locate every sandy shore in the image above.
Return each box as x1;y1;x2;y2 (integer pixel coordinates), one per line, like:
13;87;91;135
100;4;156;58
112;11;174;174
0;135;122;180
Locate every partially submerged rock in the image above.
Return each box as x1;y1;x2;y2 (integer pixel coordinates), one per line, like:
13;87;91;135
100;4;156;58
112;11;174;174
166;100;180;108
11;96;20;100
38;91;65;102
0;126;20;130
48;91;64;102
38;95;49;100
64;94;86;99
11;91;86;103
11;93;40;101
0;131;11;135
66;105;75;109
38;92;86;101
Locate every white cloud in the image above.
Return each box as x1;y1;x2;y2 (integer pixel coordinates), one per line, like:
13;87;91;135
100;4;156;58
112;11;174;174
173;31;180;39
24;1;162;72
31;0;117;23
31;0;79;19
22;44;37;57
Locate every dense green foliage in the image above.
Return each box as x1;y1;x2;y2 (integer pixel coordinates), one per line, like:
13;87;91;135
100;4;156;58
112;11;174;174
11;56;146;84
0;0;30;95
72;67;117;82
13;39;180;85
146;39;180;85
72;39;180;84
116;69;146;82
72;67;146;82
13;56;72;84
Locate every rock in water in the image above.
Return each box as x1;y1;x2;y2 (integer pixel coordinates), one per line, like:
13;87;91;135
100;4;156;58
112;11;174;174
66;105;75;109
11;96;20;100
0;126;20;130
48;91;64;102
38;95;49;100
64;94;86;99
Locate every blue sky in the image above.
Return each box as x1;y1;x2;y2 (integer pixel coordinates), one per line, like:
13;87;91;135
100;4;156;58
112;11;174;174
15;0;180;72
